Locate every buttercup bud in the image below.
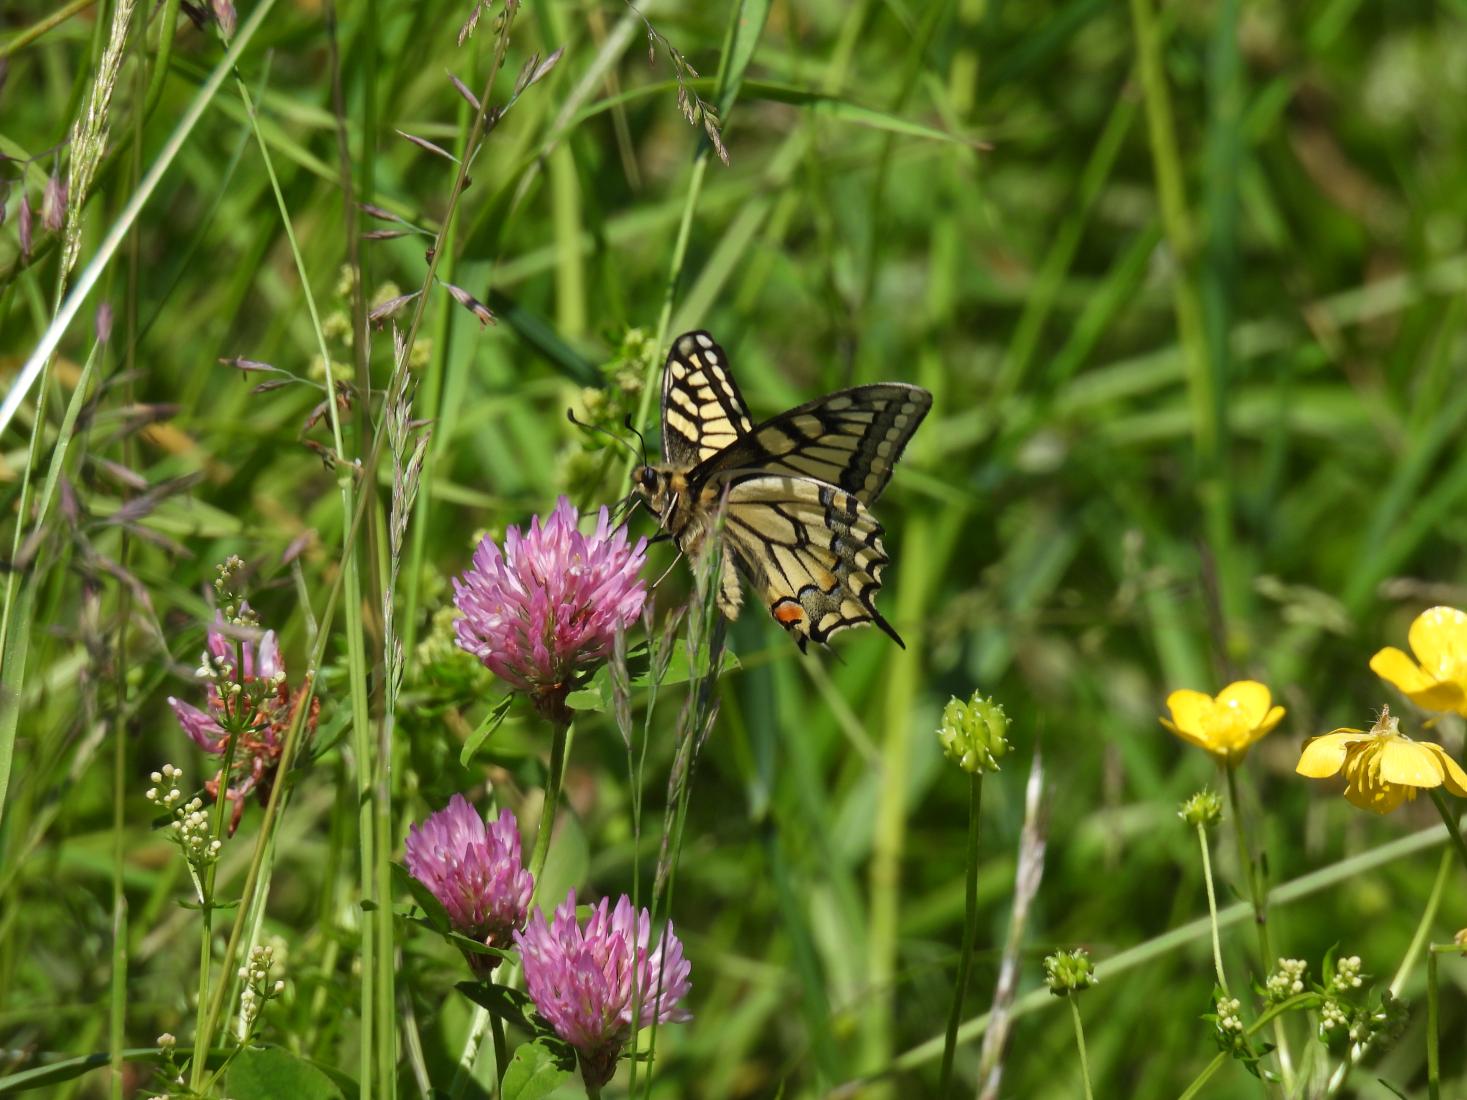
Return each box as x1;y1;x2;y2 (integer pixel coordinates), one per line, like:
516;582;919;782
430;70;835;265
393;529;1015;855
938;692;1010;774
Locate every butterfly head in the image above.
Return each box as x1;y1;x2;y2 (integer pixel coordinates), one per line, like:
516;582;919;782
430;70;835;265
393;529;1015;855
632;464;686;524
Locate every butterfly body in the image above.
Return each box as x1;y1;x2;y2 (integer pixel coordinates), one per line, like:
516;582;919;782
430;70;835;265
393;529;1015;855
633;331;930;651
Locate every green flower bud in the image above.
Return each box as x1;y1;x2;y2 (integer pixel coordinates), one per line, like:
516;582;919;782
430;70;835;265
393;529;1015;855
1178;789;1224;829
938;692;1010;774
1044;948;1096;995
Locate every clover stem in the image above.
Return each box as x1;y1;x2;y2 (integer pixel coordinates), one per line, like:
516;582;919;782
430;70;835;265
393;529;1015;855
489;1012;508;1093
527;718;571;905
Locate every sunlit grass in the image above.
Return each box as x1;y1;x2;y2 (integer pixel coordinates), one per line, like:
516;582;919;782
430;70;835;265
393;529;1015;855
3;0;1467;1097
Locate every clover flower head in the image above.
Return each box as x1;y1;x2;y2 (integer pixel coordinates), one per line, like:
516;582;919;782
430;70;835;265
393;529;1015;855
1296;706;1467;814
1160;680;1285;764
453;497;647;722
404;795;532;975
167;603;316;833
1370;605;1467;717
515;889;691;1089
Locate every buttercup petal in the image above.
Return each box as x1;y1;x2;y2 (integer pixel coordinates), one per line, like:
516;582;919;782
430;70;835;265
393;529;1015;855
1370;646;1467;714
1295;730;1363;779
1343;773;1411;815
1407;606;1467;683
1216;681;1272;729
1375;740;1447;789
1423;743;1467;798
1257;705;1286;736
1160;715;1210;752
1164;690;1215;736
1370;647;1436;692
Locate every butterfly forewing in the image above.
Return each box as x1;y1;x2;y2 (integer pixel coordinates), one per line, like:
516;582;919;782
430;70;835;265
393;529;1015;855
719;475;901;651
661;331;755;467
694;383;931;505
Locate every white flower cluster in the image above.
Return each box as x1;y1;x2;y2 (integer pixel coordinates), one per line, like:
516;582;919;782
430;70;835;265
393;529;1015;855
145;765;184;810
1320;999;1350;1033
175;800;222;865
237;944;285;1036
1328;955;1364;993
1265;957;1307;1002
147;764;222;868
1215;995;1244;1034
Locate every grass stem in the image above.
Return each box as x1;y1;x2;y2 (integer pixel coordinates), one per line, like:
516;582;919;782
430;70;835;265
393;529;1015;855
1067;995;1095;1100
938;772;982;1095
1197;821;1228;993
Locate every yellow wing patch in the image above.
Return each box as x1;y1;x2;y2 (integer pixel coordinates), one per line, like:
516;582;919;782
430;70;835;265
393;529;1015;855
661;331;755;467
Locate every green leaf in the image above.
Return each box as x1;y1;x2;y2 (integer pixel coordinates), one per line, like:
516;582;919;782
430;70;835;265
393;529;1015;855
460;694;515;766
500;1038;576;1100
176;897;241;911
455;980;538;1026
226;1047;345;1100
390;862;453;934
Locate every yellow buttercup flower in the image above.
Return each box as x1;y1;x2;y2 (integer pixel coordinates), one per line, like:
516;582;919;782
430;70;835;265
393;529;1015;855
1160;681;1285;764
1369;606;1467;717
1296;706;1467;814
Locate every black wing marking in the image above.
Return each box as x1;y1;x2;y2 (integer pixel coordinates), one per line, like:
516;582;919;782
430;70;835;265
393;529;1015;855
660;331;755;468
691;383;931;505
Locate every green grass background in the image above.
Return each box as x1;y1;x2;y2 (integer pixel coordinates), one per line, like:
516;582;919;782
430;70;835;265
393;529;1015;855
2;0;1467;1096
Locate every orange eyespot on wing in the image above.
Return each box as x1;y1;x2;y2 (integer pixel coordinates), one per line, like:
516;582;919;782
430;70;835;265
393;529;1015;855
772;600;806;626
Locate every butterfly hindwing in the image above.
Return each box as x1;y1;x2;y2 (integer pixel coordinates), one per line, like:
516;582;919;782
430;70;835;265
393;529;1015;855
661;331;755;467
718;475;900;651
694;383;931;506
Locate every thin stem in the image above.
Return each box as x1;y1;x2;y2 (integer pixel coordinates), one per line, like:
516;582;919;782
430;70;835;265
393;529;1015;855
939;772;983;1095
0;0;96;58
1426;948;1440;1100
1067;996;1095;1100
1197;822;1228;993
489;1012;509;1092
1175;993;1317;1100
1224;763;1292;1088
527;720;571;901
1391;846;1453;998
1428;789;1467;876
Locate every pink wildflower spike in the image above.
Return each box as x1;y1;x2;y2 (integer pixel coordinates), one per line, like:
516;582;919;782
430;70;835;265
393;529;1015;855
168;604;316;834
516;889;692;1089
168;697;224;749
452;497;647;722
403;795;533;977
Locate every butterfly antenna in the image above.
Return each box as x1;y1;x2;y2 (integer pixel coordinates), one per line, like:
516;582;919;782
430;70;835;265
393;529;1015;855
611;491;640;524
622;415;650;467
566;408;640;458
652;548;686;590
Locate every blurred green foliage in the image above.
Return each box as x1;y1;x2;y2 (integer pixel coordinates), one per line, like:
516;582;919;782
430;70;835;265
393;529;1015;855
2;0;1467;1096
